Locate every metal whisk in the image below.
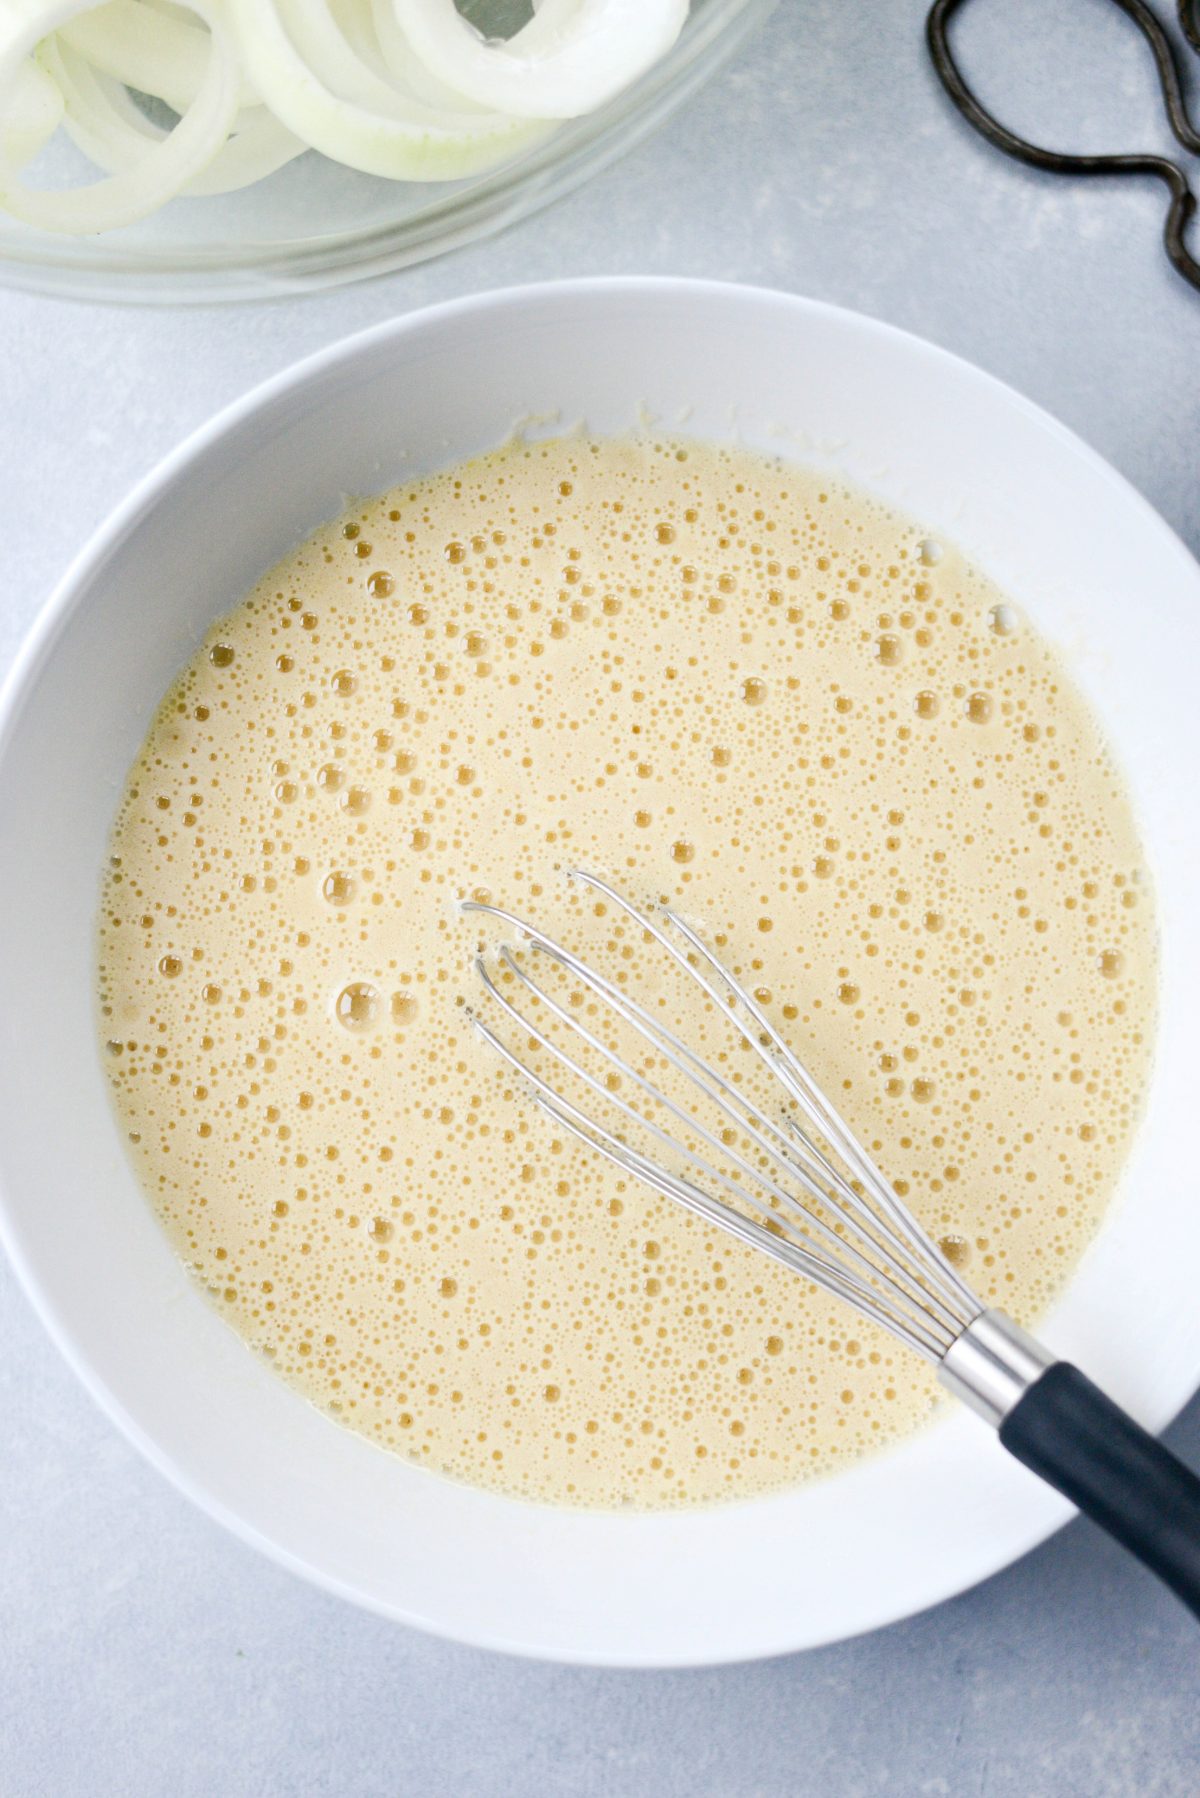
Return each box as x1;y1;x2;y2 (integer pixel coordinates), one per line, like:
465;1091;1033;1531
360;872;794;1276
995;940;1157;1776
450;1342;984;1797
464;869;1200;1620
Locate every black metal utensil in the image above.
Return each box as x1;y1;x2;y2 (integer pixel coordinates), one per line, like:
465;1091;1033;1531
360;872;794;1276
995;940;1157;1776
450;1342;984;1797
927;0;1200;293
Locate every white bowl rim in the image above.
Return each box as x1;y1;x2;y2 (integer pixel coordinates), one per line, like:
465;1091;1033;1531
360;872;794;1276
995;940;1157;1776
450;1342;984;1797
2;276;1199;1666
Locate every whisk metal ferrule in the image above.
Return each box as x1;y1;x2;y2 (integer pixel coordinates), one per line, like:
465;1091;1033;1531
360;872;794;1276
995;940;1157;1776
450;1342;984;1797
940;1310;1058;1428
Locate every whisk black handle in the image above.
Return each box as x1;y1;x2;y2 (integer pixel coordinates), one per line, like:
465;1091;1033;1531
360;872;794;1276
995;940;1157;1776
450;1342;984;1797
1000;1363;1200;1621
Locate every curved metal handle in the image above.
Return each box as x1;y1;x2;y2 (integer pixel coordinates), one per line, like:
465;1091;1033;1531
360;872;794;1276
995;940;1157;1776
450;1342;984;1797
926;0;1200;294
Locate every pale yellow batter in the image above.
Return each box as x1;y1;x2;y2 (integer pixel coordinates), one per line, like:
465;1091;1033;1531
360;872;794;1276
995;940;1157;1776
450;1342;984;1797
97;435;1155;1507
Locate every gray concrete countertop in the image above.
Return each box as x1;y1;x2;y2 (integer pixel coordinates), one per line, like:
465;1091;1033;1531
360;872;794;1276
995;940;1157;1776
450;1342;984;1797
2;3;1198;1793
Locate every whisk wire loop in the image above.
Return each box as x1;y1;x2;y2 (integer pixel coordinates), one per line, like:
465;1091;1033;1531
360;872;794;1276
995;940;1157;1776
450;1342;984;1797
474;946;961;1348
469;1000;946;1352
463;873;986;1362
583;871;980;1323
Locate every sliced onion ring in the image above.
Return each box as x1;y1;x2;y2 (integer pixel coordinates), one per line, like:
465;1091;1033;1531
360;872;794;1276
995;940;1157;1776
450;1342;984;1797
42;34;304;197
226;0;551;182
60;0;258;112
392;0;688;119
335;0;490;115
2;57;65;168
0;0;239;234
0;0;691;234
181;103;305;196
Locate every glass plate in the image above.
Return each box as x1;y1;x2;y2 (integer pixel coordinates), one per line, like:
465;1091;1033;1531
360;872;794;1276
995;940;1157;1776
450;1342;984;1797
0;0;776;304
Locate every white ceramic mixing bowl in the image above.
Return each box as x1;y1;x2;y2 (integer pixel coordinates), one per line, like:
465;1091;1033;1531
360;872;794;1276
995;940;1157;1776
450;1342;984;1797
2;279;1199;1666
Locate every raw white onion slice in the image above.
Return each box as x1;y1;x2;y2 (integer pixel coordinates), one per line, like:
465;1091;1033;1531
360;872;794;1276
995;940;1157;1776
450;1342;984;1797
366;0;493;114
369;0;586;111
0;0;690;235
182;104;305;196
59;1;254;113
42;35;304;197
392;0;689;119
0;0;239;233
2;58;65;168
38;36;156;170
226;0;551;182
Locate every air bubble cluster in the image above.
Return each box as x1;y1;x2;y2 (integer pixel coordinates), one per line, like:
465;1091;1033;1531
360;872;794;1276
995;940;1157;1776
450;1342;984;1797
97;435;1156;1510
